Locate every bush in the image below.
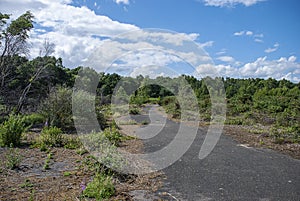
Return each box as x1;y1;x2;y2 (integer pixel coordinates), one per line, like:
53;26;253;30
159;96;181;119
5;145;22;169
103;124;123;146
82;173;115;200
39;126;63;147
23;113;45;127
40;87;73;131
0;114;28;147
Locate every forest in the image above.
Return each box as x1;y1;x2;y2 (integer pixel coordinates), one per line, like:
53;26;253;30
0;11;299;200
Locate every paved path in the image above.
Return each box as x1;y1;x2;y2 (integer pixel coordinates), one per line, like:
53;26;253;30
131;105;300;201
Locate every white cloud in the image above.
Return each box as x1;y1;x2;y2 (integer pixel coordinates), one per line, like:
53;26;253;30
254;38;263;43
199;40;214;48
114;0;130;5
264;42;279;53
245;31;253;36
234;31;245;36
233;30;254;36
203;0;265;7
0;0;139;67
217;56;235;63
198;55;300;82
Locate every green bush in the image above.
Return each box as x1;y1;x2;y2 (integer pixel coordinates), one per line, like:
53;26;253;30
23;113;45;127
5;145;22;169
103;124;123;146
39;126;63;147
82;173;115;200
159;96;181;119
0;114;28;146
39;86;73;131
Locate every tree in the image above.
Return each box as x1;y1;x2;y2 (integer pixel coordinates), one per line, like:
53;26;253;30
15;39;56;113
0;11;33;88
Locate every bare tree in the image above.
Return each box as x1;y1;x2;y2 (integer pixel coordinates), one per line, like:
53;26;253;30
16;39;56;113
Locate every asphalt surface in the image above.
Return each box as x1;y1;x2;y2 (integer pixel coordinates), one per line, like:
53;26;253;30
131;105;300;201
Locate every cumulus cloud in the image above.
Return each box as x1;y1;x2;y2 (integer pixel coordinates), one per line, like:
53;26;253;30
0;0;140;67
203;0;265;7
197;55;300;83
264;43;279;53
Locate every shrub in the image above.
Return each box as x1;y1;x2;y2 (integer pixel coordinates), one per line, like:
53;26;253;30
0;114;28;147
5;145;22;169
129;107;140;115
82;173;115;200
39;126;63;147
23;113;45;127
103;125;123;146
39;86;73;131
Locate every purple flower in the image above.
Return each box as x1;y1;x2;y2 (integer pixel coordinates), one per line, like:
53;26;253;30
80;181;86;192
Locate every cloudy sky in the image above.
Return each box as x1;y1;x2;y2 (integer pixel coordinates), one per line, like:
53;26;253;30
0;0;300;82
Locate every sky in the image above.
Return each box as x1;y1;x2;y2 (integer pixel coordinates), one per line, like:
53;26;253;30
0;0;300;82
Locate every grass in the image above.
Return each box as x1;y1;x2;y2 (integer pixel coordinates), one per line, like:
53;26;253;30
19;179;34;189
82;173;115;200
5;145;22;170
63;171;72;176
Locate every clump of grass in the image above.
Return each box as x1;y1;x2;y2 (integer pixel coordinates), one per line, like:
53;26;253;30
63;171;72;176
64;136;82;149
82;173;115;200
38;126;63;147
5;144;22;170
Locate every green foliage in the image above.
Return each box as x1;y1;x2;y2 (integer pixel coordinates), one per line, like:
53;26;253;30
19;179;34;188
102;124;123;146
159;96;181;119
23;113;45;127
129;106;140;115
39;126;63;147
82;173;115;200
64;136;82;149
40;86;73;130
5;145;22;169
0;114;28;146
63;171;72;176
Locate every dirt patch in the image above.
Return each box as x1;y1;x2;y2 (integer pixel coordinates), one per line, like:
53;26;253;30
224;125;300;160
0;131;164;201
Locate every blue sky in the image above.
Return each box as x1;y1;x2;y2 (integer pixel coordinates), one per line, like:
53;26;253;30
1;0;300;82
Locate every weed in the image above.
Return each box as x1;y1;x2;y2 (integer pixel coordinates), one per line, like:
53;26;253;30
64;136;82;149
38;126;63;147
43;158;51;170
29;190;35;201
0;114;28;147
19;179;34;188
82;173;115;200
5;144;22;170
63;171;72;176
76;147;88;155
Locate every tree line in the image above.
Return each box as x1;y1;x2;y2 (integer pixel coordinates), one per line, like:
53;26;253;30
0;11;299;143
